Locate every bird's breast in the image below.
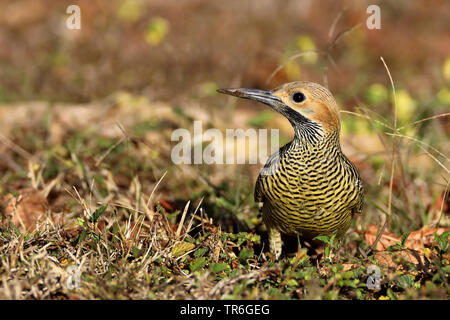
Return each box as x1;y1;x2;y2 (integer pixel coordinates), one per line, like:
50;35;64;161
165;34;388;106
259;146;360;237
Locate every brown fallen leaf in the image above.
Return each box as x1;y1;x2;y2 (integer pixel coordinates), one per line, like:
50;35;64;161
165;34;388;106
61;226;80;239
363;224;400;251
403;227;450;250
362;224;450;251
342;262;360;271
231;259;240;270
373;249;430;273
159;199;174;212
1;188;48;231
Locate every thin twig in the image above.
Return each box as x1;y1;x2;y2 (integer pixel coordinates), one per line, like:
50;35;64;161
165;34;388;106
435;179;449;227
365;219;388;256
95;137;125;167
398;113;450;130
176;201;190;238
326;54;389;152
340;110;394;131
328;7;347;40
145;171;168;222
265;50;322;86
381;56;398;229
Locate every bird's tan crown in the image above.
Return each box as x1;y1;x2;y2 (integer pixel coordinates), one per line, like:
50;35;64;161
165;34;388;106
271;81;341;132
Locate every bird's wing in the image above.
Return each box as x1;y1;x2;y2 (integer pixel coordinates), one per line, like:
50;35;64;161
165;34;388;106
343;156;365;215
254;144;287;203
254;171;267;203
354;177;365;214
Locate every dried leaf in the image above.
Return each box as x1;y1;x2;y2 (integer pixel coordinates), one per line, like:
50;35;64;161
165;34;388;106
172;242;195;257
159;199;174;212
373;249;428;272
363;225;450;251
403;227;450;250
363;224;400;250
1;188;47;231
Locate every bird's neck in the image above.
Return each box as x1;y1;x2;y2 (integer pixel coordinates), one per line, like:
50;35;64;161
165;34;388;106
292;121;340;151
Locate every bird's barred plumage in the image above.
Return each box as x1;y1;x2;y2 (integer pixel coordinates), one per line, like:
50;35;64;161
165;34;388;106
255;130;363;240
218;81;364;259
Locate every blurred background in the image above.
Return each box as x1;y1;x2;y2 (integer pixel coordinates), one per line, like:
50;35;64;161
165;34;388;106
0;0;448;103
0;0;449;235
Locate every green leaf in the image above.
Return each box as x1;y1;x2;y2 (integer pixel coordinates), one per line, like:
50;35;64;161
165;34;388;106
440;231;450;251
77;229;87;245
293;271;306;279
286;279;299;287
400;232;410;246
77;218;85;227
387;288;397;300
236;232;259;246
238;249;254;263
324;246;330;257
330;234;337;246
441;266;450;274
172;242;195;257
189;257;208;272
387;244;402;251
343;271;354;279
8;190;19;198
132;247;143;258
313;235;331;245
9;222;22;237
435;231;450;251
396;274;414;289
90;205;107;223
194;247;209;258
210;263;230;274
341;280;358;288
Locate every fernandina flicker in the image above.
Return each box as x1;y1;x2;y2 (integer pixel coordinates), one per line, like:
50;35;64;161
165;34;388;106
218;81;364;259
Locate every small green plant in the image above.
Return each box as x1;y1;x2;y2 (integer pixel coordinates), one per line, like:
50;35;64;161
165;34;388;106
433;231;450;257
314;234;338;259
189;257;208;272
89;205;108;223
387;232;410;251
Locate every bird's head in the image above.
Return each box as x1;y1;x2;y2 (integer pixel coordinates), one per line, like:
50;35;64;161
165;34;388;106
218;81;341;135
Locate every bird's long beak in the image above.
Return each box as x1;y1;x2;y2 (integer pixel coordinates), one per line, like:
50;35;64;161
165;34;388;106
217;88;283;109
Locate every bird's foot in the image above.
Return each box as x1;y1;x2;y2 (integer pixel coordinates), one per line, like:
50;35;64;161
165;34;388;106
268;228;283;260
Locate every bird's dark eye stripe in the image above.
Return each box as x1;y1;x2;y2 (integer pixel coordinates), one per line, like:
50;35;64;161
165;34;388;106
292;91;306;103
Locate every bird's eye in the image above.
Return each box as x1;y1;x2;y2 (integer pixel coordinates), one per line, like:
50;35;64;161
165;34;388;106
291;91;306;103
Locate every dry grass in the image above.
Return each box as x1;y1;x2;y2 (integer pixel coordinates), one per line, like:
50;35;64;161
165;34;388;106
0;92;448;299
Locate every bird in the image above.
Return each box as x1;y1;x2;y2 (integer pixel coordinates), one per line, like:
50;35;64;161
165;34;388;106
217;81;364;259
